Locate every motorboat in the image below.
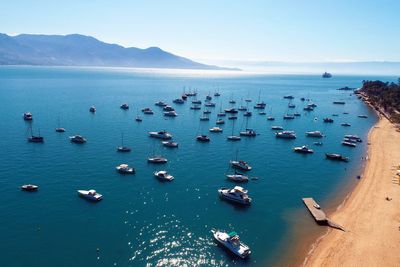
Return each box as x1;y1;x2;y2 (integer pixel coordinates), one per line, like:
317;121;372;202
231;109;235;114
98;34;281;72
155;101;167;107
203;110;212;114
294;112;301;117
243;111;252;117
214;92;221;97
226;171;249;182
21;184;38;191
216;119;225;125
89;106;96;113
70;135;87;143
55;127;66;132
288;103;296;108
267;115;275;120
228;116;237;120
217;112;226;117
358;115;368;118
343;138;357;143
341;123;351;127
148;156;168;164
342;141;357;147
192;100;202;105
240;129;256;137
173;98;184;104
206;95;212;101
162;141;178;148
135;115;143;122
142;107;154;114
238;106;247;111
190;105;201;110
230;160;252;171
313;141;323;146
344;135;362;142
259;111;266;115
308;103;317;108
154;170;174;181
77;189;103;202
211;229;251;258
205;102;216;107
332;114;339;116
303;106;314;111
229;100;236;104
333;101;345;105
325;153;349;162
271;126;283;130
148;131;172;140
200;116;210;121
293;145;314;154
120;103;129;110
323;118;334;123
196;135;210;142
163;111;178;117
305;131;324;138
276;131;296;139
283;114;295;120
224;108;238;114
23;112;33;121
283;95;294;99
218;186;252;205
116;164;135;174
163;105;175;111
209;127;223;133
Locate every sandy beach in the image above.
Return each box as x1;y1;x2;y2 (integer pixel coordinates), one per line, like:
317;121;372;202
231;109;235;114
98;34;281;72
303;116;400;267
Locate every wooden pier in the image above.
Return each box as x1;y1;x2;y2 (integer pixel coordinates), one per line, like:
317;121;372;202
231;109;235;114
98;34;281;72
302;197;345;231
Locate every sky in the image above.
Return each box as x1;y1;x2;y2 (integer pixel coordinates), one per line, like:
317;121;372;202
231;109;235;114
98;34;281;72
1;0;400;63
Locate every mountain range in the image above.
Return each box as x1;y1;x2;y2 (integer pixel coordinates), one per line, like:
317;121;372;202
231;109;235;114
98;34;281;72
0;33;237;70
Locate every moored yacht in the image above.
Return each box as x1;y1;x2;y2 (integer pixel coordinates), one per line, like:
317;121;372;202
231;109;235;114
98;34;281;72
344;135;362;142
283;114;295;120
155;101;167;107
293;145;314;154
230;160;252;171
341;123;351;127
305;131;324;138
142;107;154;114
70;135;86;143
326;153;349;162
226;172;249;182
216;119;225;125
23;112;33;121
211;230;251;259
116;164;135;174
148;156;168;164
218;186;252;205
173;98;184;104
239;129;256;137
148;130;172;140
154;170;174;181
77;189;102;202
209;127;223;133
163;111;178;117
342;141;357;147
162;141;179;148
224;108;238;114
323;117;334;123
55;127;66;132
21;184;39;191
196;135;210;142
120;103;129;110
271;126;283;130
276;131;296;139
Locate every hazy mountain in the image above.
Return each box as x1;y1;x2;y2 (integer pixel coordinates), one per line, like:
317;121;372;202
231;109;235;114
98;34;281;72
0;33;238;70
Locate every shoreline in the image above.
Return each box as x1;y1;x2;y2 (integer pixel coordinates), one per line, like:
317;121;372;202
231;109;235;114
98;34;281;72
301;114;400;266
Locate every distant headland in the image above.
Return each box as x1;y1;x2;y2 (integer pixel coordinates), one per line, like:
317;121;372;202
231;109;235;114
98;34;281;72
0;33;239;71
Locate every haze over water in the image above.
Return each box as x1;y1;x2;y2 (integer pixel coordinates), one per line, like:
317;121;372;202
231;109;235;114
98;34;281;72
0;66;392;266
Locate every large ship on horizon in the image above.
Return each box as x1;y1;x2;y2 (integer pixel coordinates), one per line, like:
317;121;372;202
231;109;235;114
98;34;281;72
322;71;332;78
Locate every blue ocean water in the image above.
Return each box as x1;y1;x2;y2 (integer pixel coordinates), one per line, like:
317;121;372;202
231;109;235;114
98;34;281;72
0;66;392;267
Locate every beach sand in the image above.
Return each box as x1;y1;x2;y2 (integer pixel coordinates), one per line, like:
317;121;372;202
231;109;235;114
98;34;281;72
303;117;400;267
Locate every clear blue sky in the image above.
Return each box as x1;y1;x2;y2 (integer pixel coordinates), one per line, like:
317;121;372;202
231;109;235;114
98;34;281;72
1;0;399;62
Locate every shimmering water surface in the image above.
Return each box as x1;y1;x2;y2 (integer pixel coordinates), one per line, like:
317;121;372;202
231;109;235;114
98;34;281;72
0;67;392;267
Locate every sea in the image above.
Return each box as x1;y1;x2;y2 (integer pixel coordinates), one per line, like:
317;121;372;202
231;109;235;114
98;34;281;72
0;66;395;267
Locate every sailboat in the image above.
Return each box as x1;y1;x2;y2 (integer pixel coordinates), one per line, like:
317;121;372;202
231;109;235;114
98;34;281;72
55;116;66;132
227;119;241;141
135;109;142;122
240;115;257;137
254;90;266;109
117;133;131;152
267;107;275;121
230;150;252;171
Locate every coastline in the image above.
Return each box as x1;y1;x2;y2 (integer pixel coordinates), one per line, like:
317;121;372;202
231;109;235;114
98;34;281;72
301;115;400;266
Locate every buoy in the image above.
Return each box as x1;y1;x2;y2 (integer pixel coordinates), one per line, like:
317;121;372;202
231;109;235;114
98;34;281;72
96;248;100;252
